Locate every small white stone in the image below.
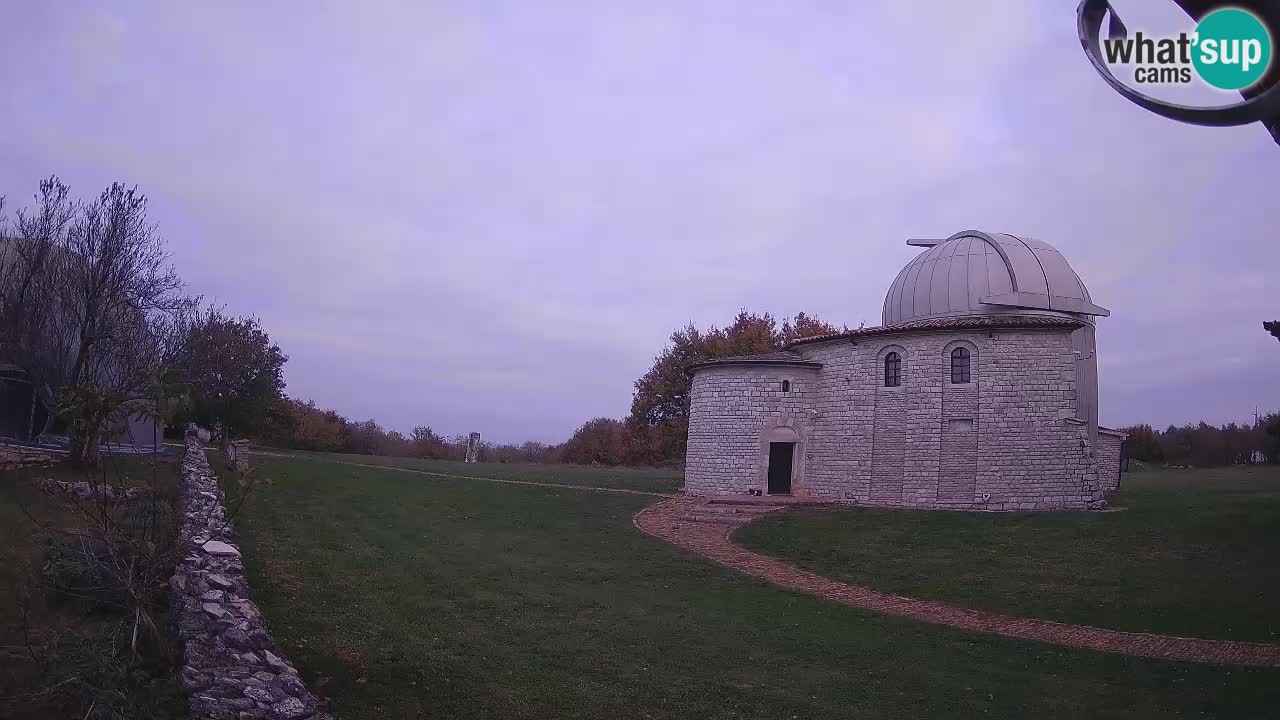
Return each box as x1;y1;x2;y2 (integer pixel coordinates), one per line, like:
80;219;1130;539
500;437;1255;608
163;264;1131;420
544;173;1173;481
202;540;240;557
262;650;294;673
206;573;235;590
201;602;228;619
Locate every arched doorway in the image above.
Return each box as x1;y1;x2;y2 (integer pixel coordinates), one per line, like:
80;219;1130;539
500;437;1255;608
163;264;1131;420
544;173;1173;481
762;425;800;496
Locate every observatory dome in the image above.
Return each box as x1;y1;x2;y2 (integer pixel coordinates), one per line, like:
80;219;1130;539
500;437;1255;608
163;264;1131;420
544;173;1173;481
881;230;1108;326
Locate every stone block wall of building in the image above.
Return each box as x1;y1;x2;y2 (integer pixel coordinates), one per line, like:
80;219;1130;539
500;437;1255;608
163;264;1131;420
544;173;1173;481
1098;429;1127;492
799;342;872;500
685;327;1107;510
939;343;979;503
965;332;1102;509
685;364;817;495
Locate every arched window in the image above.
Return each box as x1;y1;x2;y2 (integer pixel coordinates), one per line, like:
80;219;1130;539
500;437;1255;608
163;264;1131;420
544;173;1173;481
884;352;901;387
951;347;971;384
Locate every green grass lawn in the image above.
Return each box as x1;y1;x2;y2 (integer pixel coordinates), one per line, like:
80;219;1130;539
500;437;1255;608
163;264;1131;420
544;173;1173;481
737;465;1280;644
246;449;685;494
0;453;185;719
226;456;1280;719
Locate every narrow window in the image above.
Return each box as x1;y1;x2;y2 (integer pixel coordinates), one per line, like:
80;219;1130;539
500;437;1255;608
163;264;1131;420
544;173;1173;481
884;352;901;387
781;380;790;392
951;347;971;384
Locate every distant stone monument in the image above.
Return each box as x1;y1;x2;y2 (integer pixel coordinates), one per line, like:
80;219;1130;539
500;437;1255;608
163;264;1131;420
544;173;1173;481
225;439;251;473
464;432;481;463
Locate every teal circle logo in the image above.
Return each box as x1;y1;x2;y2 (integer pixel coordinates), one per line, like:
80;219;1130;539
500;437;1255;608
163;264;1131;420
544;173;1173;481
1192;8;1272;90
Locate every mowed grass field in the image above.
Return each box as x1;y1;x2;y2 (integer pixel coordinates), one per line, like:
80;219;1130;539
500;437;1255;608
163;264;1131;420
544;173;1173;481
227;455;1280;719
738;465;1280;644
246;448;684;494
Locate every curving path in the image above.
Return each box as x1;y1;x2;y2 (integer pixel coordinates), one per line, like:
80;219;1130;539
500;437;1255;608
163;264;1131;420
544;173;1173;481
633;498;1280;668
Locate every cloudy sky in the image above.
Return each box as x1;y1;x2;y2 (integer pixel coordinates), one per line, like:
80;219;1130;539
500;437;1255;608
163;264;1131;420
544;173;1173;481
2;1;1276;443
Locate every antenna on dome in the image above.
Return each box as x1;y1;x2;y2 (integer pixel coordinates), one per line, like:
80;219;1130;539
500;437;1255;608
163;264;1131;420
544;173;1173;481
906;238;943;247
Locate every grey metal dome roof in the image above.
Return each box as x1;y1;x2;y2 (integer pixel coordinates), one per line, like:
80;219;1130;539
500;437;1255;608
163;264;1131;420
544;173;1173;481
881;230;1109;326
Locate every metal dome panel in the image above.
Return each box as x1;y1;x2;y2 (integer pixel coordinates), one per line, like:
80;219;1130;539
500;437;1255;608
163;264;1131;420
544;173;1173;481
883;230;1108;325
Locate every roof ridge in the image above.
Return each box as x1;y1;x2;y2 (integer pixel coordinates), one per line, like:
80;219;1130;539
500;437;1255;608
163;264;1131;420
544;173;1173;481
785;314;1083;349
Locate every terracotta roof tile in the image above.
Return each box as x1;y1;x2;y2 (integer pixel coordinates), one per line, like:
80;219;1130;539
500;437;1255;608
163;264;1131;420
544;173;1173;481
685;315;1083;373
686;350;821;373
785;314;1083;348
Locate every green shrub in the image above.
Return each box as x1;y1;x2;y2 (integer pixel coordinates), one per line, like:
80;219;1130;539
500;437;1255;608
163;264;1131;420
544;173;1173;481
116;497;177;536
41;532;127;610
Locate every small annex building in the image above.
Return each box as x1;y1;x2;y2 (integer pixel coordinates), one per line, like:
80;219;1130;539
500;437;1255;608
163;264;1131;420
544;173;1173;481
684;230;1127;511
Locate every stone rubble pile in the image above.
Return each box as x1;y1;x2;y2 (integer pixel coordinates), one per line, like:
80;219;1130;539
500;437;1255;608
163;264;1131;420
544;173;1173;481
0;444;61;470
172;436;331;720
39;478;143;500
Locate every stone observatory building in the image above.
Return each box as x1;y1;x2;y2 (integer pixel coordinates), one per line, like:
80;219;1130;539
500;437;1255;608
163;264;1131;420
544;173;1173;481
684;230;1127;511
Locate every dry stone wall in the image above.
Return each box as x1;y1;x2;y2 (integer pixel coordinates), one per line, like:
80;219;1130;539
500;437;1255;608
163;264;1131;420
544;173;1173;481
172;436;332;720
0;445;61;470
686;328;1107;510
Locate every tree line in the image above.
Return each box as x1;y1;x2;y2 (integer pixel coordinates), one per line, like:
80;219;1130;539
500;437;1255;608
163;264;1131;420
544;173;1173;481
1119;323;1279;467
251;397;561;463
1119;415;1280;467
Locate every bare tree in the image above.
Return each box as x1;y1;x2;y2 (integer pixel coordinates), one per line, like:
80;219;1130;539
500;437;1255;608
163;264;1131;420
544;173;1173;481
0;177;78;437
1;177;191;467
55;183;187;467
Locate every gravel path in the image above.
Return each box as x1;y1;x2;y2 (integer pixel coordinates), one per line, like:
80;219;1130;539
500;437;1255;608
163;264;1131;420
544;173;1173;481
633;497;1280;668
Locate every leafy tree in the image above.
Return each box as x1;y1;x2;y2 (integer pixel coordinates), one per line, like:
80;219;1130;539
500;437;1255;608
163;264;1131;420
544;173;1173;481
283;398;346;452
342;419;376;454
1263;412;1280;464
381;429;411;456
628;323;706;433
562;417;627;466
626;310;843;465
1118;424;1164;463
489;440;557;464
1266;321;1280;342
781;311;842;345
410;425;447;459
252;395;300;446
174;309;287;440
1120;416;1277;467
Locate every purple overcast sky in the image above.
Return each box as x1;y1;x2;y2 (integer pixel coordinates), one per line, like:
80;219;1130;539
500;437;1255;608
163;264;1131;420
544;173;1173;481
2;2;1276;443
